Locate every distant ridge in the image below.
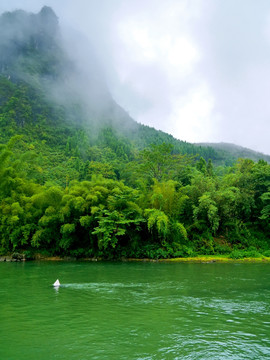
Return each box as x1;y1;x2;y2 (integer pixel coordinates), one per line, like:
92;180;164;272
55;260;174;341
196;142;270;163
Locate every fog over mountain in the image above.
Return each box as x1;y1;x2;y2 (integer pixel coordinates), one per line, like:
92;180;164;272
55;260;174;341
1;0;270;154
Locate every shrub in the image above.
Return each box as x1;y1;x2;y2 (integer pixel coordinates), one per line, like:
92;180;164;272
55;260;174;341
0;247;7;256
213;243;231;254
229;250;245;259
229;247;262;259
23;250;35;260
263;249;270;257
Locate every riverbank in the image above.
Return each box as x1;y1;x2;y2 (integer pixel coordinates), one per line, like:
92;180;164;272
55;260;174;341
1;254;270;263
125;255;270;263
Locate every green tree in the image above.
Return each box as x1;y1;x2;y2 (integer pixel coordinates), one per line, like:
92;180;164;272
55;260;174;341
193;193;220;235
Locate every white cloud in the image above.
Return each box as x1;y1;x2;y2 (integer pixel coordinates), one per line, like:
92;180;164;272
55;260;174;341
170;84;216;142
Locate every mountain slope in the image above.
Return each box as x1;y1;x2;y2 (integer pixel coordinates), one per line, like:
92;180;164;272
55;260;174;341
0;6;269;260
197;142;270;163
0;6;245;168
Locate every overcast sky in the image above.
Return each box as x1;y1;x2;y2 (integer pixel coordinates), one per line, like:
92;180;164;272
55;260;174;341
1;0;270;154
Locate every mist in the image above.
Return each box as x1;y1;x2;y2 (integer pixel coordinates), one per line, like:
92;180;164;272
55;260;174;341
1;0;270;154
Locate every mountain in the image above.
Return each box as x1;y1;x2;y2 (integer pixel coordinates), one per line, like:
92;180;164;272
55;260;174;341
0;6;120;124
1;6;267;167
0;6;269;260
197;142;270;163
0;6;242;166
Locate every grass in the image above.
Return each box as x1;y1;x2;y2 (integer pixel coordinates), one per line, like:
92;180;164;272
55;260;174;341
159;255;270;263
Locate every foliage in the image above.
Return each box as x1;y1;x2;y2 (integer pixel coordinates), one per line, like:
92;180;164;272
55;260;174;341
0;7;269;259
229;248;262;259
0;129;269;258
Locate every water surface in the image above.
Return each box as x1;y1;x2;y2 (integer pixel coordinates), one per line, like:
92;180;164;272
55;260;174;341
1;261;269;359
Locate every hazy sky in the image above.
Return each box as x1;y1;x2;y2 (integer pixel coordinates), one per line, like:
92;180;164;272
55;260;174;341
1;0;270;154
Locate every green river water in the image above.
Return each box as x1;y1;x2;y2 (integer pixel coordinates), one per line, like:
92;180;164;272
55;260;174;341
0;261;269;359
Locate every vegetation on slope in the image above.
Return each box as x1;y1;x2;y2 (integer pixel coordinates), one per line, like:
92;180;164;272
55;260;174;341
0;7;269;259
197;142;270;163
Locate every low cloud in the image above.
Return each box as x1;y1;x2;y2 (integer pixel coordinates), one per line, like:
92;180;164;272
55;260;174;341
1;0;270;154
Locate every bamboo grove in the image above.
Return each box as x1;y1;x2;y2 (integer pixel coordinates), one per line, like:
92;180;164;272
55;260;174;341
0;136;269;259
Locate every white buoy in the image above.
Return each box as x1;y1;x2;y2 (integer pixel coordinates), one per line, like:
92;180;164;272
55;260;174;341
53;279;60;287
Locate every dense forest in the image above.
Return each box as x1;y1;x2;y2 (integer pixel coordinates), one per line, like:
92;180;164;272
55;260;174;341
0;7;269;260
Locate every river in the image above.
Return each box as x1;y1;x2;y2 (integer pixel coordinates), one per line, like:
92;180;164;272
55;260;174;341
0;261;269;359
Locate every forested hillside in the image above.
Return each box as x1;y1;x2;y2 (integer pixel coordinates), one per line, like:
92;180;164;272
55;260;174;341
197;142;270;163
0;7;269;259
